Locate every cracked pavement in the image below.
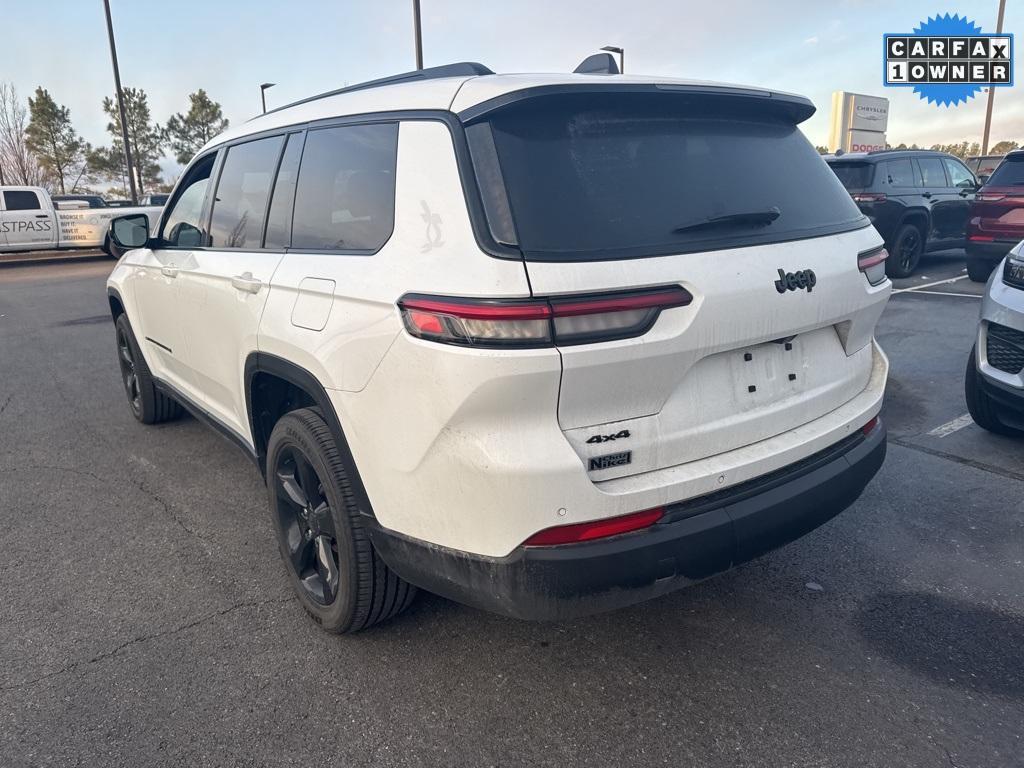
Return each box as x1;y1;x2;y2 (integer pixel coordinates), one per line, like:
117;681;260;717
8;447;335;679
0;255;1022;767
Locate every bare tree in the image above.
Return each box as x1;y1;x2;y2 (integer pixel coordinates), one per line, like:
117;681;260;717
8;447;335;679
0;82;48;187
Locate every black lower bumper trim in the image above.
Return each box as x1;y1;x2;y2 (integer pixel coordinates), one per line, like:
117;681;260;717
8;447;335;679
980;374;1024;430
368;421;887;621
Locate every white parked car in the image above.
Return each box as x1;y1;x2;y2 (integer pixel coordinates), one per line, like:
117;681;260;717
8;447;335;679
105;62;891;632
0;186;160;254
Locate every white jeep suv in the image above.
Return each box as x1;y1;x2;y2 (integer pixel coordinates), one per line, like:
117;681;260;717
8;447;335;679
106;62;891;632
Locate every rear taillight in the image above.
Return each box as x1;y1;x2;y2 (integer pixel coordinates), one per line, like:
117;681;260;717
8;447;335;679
852;192;886;203
857;246;888;285
523;507;665;547
398;286;693;348
969;234;995;242
861;415;880;435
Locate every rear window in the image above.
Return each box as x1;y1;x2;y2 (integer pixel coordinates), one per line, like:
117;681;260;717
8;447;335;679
468;92;865;261
987;156;1024;186
828;162;874;190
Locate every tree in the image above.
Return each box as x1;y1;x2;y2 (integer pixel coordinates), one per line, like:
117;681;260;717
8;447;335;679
101;87;164;195
929;141;980;159
0;82;48;187
24;87;84;193
165;89;229;164
86;145;126;196
990;140;1020;155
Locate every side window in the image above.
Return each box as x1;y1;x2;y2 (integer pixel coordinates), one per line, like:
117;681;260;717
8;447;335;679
884;159;917;187
263;133;304;249
208;135;284;249
162;154;216;247
917;157;948;188
943;158;976;189
4;190;41;210
291;123;398;252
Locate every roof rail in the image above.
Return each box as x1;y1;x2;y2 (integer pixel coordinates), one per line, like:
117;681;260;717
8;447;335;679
866;148;939;155
260;62;494;118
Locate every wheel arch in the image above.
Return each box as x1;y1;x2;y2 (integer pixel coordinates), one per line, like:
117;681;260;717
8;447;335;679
244;352;378;520
107;287;126;322
895;209;929;242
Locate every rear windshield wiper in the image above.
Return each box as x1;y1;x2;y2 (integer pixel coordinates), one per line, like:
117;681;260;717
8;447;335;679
672;207;781;235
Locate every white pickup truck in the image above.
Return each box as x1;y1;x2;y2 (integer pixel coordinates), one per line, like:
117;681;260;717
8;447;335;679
0;186;161;254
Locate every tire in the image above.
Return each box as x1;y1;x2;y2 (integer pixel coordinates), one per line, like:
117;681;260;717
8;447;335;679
266;407;416;633
967;258;992;283
885;223;925;279
101;236;112;258
964;346;1023;437
114;314;183;424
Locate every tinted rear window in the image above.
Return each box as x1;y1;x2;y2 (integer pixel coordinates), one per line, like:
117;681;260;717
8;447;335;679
468;92;865;261
987;157;1024;186
828;162;874;190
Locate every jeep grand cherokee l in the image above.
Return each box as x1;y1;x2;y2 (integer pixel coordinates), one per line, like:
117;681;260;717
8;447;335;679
967;150;1024;282
827;149;977;278
105;63;890;632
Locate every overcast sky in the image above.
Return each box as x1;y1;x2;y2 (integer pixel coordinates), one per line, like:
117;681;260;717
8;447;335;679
2;0;1020;181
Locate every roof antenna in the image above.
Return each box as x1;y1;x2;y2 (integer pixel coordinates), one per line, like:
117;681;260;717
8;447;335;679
573;52;620;75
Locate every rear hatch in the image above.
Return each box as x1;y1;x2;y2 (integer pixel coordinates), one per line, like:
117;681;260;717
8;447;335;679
972;154;1024;242
464;87;886;480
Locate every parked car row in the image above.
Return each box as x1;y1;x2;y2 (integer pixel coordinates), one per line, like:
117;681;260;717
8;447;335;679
0;186;161;254
826;149;1024;282
50;193;169;209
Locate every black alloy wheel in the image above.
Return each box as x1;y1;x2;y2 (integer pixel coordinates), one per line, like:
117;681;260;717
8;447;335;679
116;323;142;417
886;223;924;278
273;445;341;605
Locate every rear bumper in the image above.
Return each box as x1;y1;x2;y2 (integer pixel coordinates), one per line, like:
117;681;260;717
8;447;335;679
368;420;886;621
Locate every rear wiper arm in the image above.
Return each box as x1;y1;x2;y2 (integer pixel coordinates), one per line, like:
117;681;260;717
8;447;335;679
672;207;781;234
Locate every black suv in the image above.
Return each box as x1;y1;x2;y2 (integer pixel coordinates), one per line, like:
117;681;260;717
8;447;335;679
827;150;979;278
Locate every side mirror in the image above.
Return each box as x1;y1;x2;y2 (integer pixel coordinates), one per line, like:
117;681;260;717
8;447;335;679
168;222;203;248
109;213;150;259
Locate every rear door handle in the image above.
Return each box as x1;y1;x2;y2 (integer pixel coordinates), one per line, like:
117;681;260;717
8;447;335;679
231;272;263;294
35;214;48;219
922;192;933;199
160;265;178;278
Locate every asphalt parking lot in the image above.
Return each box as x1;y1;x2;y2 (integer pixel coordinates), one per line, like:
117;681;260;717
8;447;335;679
1;250;1022;768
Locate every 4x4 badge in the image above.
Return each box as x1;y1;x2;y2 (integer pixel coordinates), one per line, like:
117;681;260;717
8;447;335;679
775;268;816;293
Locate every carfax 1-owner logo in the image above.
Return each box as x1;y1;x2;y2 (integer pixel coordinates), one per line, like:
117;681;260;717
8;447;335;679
884;13;1013;106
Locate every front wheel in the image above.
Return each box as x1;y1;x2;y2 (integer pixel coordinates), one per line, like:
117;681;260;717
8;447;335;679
114;314;182;424
266;408;416;632
885;223;925;279
964;346;1023;437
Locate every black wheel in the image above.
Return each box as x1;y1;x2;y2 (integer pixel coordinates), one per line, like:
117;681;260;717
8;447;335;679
886;223;925;279
967;258;992;283
266;408;416;632
114;314;182;424
964;346;1023;437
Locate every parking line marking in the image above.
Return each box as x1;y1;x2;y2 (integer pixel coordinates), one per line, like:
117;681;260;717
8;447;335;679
910;290;981;298
928;413;974;438
893;275;968;293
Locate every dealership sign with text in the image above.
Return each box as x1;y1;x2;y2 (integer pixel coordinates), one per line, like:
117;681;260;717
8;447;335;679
884;14;1013;106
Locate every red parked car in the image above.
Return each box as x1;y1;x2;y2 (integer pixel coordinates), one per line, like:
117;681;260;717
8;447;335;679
967;150;1024;281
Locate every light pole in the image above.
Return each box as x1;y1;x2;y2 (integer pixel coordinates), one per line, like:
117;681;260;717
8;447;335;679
601;45;624;74
981;0;1007;156
413;0;423;69
102;0;138;205
260;83;275;114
